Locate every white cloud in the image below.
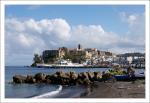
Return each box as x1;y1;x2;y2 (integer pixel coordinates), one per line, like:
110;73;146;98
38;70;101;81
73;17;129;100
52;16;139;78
120;12;144;28
5;18;71;65
70;25;119;49
5;14;145;65
120;12;145;46
5;18;25;32
6;18;71;48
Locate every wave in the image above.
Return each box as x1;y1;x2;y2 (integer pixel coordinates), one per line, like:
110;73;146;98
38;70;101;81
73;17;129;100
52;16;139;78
31;85;62;98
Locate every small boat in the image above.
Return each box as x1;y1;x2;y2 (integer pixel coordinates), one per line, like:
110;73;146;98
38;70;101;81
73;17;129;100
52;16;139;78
114;75;130;81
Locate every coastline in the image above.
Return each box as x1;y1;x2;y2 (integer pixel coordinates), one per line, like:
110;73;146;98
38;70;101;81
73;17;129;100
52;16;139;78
81;80;145;98
34;65;111;68
6;66;145;98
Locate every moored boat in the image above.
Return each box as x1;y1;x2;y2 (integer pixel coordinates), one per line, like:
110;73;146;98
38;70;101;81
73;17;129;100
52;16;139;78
52;59;84;68
114;75;130;81
114;74;145;81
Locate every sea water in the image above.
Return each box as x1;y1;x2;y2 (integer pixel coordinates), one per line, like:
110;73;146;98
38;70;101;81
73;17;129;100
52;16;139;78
5;66;145;98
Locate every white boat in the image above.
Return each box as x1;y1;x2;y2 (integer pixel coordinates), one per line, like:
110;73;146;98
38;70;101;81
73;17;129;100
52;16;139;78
52;59;84;68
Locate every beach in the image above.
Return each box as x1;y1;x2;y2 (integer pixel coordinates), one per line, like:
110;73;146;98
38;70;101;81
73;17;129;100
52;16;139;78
5;66;145;98
82;80;145;98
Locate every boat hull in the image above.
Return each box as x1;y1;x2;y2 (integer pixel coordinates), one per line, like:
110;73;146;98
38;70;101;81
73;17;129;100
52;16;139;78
114;75;145;81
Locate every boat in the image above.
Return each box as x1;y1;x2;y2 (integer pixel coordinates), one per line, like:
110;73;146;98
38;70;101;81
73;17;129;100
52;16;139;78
114;75;130;81
114;73;145;81
36;63;52;68
52;59;84;68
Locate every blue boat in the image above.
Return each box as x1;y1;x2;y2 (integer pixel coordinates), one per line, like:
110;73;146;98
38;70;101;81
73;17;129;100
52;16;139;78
114;75;130;81
114;74;145;81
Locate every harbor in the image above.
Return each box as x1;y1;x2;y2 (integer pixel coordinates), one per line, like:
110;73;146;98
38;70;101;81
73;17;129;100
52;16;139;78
32;44;145;70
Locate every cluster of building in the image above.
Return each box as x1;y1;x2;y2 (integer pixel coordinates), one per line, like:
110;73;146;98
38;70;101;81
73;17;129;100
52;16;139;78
116;53;145;68
42;44;145;68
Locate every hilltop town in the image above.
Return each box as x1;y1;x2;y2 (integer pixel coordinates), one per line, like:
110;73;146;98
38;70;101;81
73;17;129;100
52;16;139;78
31;44;145;68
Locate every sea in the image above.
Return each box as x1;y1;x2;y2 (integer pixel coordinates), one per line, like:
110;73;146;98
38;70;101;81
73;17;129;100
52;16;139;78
5;66;145;98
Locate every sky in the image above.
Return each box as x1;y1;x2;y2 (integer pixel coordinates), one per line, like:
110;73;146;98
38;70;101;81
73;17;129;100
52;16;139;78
5;5;145;66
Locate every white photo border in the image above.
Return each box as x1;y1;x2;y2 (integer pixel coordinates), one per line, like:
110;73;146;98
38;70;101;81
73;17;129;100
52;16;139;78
0;0;149;103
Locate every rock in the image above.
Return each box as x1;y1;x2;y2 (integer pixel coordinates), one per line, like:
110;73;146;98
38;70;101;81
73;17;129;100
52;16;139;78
102;73;113;82
77;72;91;85
78;72;89;80
56;71;61;76
63;72;70;79
76;78;84;85
56;71;65;77
49;73;67;85
34;73;46;82
13;75;26;83
83;78;91;85
93;72;102;81
45;79;51;84
48;74;58;84
70;71;78;80
44;75;51;84
87;72;94;81
12;71;110;85
50;71;67;84
25;75;36;83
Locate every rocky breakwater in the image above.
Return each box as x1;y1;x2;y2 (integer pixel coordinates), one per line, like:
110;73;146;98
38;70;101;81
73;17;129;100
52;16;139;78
13;71;105;85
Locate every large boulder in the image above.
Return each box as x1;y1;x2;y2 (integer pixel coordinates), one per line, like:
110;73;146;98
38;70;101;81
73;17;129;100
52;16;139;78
78;72;89;79
25;75;36;83
93;72;102;81
51;71;66;84
87;72;94;81
68;71;78;85
83;78;91;85
13;75;26;83
76;78;84;85
45;75;52;84
102;73;113;82
77;72;91;85
48;73;67;85
34;73;46;83
56;71;66;77
48;74;58;84
76;78;91;85
70;71;78;80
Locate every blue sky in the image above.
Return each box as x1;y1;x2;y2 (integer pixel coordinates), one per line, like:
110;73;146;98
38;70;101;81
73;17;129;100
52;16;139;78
5;5;145;66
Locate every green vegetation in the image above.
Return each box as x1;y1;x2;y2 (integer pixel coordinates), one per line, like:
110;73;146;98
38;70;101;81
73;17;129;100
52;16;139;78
31;54;42;67
108;69;127;75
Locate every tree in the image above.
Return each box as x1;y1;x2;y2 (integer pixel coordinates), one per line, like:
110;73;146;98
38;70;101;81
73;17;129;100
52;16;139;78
31;54;43;67
33;54;42;63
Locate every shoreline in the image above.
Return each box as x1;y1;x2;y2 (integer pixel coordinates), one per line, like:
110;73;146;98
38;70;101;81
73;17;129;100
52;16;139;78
7;66;145;98
31;65;145;69
81;80;145;98
5;65;145;70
